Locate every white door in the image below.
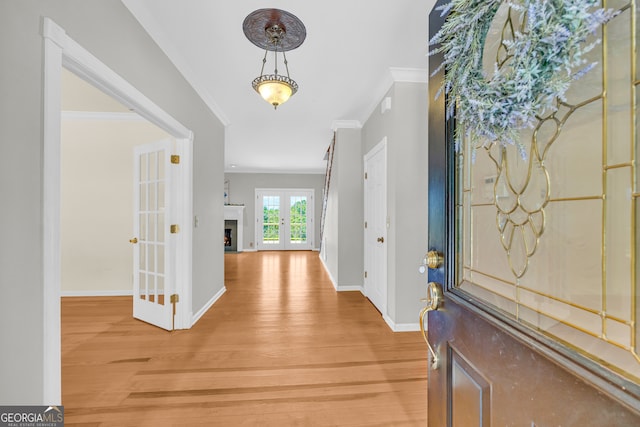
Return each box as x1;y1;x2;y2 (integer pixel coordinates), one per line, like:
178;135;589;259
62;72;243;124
256;189;314;250
364;139;387;315
132;140;175;330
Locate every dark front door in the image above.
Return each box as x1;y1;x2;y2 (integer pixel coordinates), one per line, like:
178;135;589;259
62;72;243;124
426;1;640;425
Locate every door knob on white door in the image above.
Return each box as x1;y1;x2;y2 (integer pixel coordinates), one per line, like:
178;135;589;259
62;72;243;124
377;237;384;243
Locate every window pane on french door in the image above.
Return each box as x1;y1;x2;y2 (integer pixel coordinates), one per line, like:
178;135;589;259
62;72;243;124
262;195;280;245
289;195;307;245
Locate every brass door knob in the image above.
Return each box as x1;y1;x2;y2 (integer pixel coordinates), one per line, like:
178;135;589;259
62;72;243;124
377;237;385;243
426;250;444;269
419;281;444;369
425;281;444;310
129;237;138;244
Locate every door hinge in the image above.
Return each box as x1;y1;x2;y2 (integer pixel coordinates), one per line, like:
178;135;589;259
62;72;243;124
170;224;180;234
171;155;180;164
364;271;368;279
364;172;368;179
170;293;179;330
365;221;368;228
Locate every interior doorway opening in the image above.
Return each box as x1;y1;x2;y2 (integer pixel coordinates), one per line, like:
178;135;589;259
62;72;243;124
43;17;194;402
61;69;172;298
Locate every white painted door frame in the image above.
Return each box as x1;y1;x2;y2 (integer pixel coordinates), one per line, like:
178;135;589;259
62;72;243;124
363;138;388;316
42;18;194;403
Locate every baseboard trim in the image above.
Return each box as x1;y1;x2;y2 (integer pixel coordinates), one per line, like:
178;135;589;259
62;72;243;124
318;254;338;291
383;314;421;332
336;285;364;293
61;290;133;297
191;286;226;326
317;254;364;293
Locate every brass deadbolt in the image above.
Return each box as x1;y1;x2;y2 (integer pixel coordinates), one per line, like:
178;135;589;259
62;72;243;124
129;237;138;244
426;250;444;269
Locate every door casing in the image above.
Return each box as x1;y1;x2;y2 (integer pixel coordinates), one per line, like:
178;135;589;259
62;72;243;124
43;17;193;403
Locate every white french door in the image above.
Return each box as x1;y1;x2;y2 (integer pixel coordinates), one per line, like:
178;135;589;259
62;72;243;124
132;139;175;330
256;189;314;250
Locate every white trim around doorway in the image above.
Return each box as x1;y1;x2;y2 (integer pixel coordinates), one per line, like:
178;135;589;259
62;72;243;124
42;17;194;404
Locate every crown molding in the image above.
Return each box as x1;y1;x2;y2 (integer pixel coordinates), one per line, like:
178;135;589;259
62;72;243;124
389;67;427;83
331;120;362;131
61;110;145;121
121;1;230;127
359;67;428;124
224;167;325;175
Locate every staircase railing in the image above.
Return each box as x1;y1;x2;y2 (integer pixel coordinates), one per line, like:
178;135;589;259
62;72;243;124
320;134;336;246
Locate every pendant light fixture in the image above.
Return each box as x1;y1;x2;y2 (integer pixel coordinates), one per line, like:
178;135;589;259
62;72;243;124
243;8;306;109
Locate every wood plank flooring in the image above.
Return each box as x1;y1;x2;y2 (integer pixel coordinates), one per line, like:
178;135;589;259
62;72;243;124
62;251;427;426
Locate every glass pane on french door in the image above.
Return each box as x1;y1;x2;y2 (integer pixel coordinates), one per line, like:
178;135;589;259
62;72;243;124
136;149;167;306
262;195;281;246
289;195;308;246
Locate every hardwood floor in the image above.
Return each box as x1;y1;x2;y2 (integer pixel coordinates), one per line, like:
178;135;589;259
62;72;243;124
62;251;427;426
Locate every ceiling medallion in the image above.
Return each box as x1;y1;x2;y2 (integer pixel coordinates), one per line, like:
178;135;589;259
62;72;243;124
243;8;306;109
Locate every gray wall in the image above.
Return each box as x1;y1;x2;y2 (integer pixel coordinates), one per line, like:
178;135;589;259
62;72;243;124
322;81;428;326
321;150;340;283
321;128;364;289
0;0;224;404
363;82;429;325
224;173;325;250
337;129;365;287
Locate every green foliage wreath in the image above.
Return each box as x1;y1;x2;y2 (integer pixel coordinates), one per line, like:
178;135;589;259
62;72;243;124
429;0;617;157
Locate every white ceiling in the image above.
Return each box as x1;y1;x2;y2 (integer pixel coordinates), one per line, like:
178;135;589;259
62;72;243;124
121;0;435;173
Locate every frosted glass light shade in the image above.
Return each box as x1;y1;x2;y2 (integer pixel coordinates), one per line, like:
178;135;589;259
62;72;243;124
252;74;298;109
257;81;293;108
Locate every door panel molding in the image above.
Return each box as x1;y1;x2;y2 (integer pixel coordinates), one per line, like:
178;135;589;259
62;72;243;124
363;139;388;316
449;344;491;427
430;292;640;425
448;289;640;414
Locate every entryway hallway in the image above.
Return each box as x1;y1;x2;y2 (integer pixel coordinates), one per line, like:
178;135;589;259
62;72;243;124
62;251;427;425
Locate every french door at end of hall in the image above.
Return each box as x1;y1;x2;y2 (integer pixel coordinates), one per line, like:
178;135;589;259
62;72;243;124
256;189;314;250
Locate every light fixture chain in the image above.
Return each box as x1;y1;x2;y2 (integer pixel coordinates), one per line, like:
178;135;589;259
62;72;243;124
273;41;279;76
259;49;268;76
283;50;291;78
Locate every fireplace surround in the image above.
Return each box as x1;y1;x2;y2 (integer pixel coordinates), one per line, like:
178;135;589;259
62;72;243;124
223;205;244;252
